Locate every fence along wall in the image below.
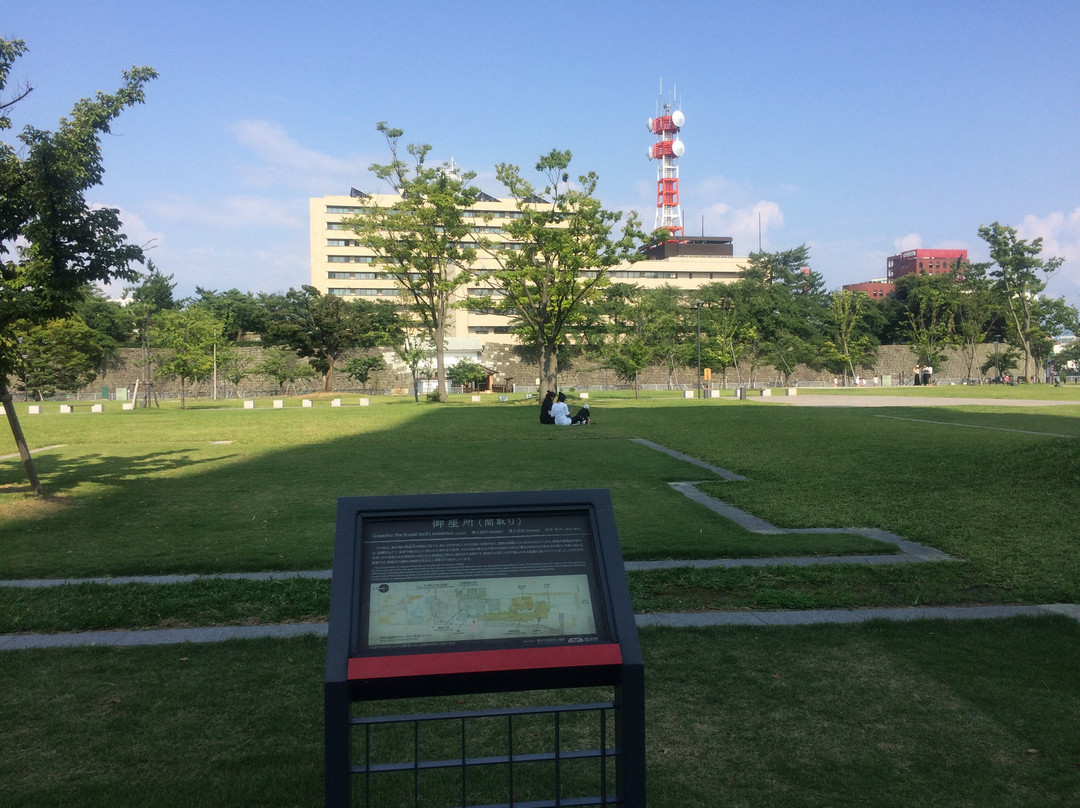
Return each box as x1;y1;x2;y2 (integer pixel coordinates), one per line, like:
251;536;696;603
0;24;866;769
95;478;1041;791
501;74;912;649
7;343;1032;401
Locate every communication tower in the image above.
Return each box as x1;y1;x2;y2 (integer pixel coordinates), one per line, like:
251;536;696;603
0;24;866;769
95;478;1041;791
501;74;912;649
647;84;685;237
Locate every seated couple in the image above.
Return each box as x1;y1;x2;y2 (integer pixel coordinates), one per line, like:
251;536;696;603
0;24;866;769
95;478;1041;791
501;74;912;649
540;391;590;425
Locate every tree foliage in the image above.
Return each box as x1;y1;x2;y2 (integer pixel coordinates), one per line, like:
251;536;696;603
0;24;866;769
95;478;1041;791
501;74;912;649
154;308;223;409
0;37;156;493
13;316;106;399
258;286;400;392
475;149;643;397
446;359;488;391
979;222;1065;382
346;123;479;402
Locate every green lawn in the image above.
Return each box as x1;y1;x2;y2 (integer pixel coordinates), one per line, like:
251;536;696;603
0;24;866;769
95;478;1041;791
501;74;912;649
3;392;1080;806
4;618;1078;808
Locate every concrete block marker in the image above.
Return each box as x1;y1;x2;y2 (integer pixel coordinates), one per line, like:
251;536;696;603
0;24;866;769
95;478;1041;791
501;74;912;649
331;398;341;407
244;400;254;409
91;404;103;413
28;405;40;414
303;399;313;408
0;405;4;415
710;389;720;398
359;398;369;406
498;394;508;402
761;388;772;397
472;395;481;402
580;392;589;399
122;403;134;411
684;390;694;399
273;399;284;409
60;404;72;414
786;387;798;396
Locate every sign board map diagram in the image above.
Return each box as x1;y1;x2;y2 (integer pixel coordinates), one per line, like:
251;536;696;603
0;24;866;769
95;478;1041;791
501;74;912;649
368;573;597;647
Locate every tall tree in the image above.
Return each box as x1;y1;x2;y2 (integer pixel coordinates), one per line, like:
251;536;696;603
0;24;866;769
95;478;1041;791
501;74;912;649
0;37;155;493
893;272;960;370
252;346;316;395
192;287;266;342
475;149;643;397
154;308;223;409
821;290;878;384
979;222;1065;382
259;286;399;392
347;123;479;402
952;259;1000;381
13;316;106;399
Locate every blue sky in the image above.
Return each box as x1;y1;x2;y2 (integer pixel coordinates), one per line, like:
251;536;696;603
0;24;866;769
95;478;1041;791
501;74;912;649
6;0;1080;307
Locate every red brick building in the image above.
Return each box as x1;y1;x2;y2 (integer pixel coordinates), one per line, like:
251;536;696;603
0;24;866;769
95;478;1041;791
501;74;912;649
842;280;893;299
886;249;967;282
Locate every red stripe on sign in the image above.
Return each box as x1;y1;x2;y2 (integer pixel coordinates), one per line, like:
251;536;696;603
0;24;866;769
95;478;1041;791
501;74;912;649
348;644;623;681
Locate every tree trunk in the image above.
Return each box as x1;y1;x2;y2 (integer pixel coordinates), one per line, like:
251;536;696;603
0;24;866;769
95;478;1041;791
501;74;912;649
1;380;44;495
434;321;447;402
540;346;559;398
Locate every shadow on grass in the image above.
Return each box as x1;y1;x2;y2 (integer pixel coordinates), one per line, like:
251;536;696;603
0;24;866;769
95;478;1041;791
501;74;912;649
2;404;842;578
3;401;1077;593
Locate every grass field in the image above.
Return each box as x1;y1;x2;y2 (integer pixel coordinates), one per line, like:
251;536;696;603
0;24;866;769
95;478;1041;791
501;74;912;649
3;389;1080;806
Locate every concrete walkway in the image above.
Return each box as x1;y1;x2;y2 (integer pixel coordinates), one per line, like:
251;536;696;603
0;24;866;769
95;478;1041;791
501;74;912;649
4;604;1079;651
5;433;1076;651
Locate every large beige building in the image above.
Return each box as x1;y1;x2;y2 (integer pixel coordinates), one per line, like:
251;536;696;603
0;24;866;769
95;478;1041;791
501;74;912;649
308;190;749;348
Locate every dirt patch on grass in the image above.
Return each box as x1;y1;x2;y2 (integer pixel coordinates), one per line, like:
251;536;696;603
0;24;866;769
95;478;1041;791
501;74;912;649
0;492;78;520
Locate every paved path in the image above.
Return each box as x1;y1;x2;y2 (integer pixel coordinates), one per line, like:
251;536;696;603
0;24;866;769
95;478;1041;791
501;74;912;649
752;394;1079;408
4;604;1079;651
5;432;1076;650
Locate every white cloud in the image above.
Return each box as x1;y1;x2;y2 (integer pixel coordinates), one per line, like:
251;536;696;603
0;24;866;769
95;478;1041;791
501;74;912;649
228;119;371;195
1016;208;1080;305
893;232;922;252
701;200;783;252
146;194;306;230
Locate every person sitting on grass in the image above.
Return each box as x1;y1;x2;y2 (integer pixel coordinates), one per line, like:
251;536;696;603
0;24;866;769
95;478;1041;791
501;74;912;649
540;390;556;425
552;392;590;426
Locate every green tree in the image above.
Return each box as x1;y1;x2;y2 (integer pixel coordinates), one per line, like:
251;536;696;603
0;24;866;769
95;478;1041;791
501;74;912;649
893;272;960;370
343;354;386;391
216;348;253;399
13;316;105;399
124;261;177;408
259;286;399;392
979;222;1065;382
155;308;223;409
192;287;265;342
953;260;1000;381
446;359;488;392
821;290;878;384
252;347;316;395
395;326;430;403
696;284;745;387
347;123;479;402
0;37;156;493
475;149;643;398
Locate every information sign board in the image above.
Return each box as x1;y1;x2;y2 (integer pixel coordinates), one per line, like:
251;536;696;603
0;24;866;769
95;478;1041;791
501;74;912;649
324;489;644;807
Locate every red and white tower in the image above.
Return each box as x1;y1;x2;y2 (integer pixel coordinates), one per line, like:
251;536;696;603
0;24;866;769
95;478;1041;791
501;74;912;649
647;86;685;237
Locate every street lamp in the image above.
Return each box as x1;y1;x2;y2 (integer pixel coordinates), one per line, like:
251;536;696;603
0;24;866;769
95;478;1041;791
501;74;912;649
693;300;704;399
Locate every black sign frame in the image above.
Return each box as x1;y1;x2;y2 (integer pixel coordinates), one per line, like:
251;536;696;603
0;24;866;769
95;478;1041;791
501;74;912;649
324;489;645;807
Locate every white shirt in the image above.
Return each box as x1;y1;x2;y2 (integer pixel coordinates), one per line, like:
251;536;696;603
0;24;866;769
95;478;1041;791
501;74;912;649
551;400;571;426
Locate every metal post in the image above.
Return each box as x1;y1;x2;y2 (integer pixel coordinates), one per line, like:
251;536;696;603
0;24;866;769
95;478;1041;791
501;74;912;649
693;300;703;399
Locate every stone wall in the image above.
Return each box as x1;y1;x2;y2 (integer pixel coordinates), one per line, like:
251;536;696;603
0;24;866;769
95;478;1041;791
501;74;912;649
7;342;1010;400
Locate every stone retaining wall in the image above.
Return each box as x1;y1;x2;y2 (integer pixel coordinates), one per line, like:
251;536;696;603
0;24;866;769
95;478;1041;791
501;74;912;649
5;342;1016;400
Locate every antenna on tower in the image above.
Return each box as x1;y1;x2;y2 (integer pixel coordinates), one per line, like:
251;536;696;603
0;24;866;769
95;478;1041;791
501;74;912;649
646;82;685;237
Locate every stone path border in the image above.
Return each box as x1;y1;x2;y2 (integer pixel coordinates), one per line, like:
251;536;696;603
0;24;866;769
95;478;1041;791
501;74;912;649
4;604;1079;651
3;435;1074;650
631;439;951;568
